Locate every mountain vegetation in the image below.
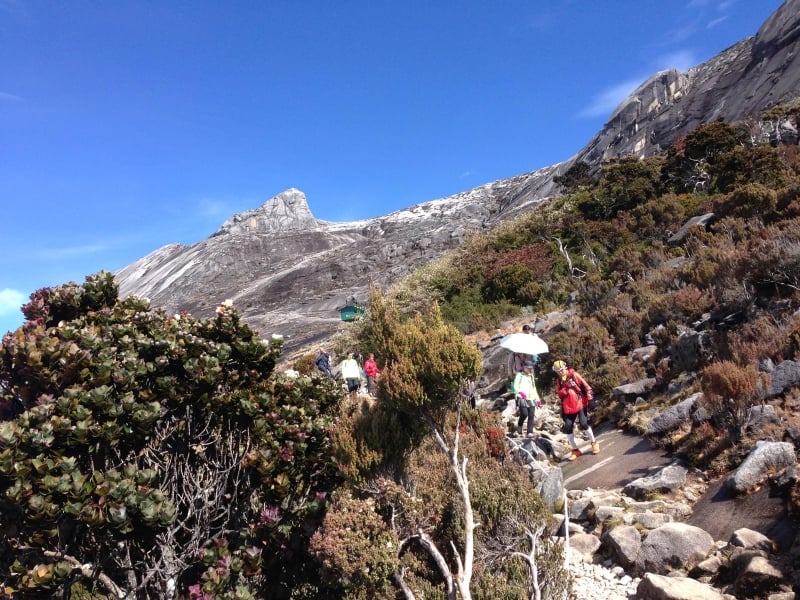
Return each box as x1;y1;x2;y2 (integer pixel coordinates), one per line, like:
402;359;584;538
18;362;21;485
393;110;800;469
2;104;800;599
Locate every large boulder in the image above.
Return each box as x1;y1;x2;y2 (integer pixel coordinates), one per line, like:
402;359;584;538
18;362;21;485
725;441;797;494
637;572;725;600
635;522;716;576
767;360;800;398
623;464;688;500
602;525;641;570
646;395;700;435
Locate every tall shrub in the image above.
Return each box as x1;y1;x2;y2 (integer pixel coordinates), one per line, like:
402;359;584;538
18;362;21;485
0;272;341;599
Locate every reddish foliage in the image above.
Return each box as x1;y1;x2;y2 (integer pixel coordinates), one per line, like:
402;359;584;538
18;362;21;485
484;243;555;279
485;427;506;459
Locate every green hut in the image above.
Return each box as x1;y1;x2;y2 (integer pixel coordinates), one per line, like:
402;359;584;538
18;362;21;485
338;303;365;322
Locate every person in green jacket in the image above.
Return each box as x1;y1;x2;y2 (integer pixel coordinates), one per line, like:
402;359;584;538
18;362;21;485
512;361;541;436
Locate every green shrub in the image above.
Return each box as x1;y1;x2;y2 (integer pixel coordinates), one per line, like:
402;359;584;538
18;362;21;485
0;272;341;599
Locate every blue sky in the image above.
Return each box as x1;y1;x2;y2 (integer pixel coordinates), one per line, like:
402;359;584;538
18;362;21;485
0;0;784;335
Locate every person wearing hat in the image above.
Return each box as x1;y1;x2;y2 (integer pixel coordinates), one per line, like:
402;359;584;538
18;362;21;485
511;360;541;436
553;360;599;460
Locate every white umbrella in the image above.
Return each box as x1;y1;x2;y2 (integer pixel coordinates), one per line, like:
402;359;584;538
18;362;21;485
499;332;549;356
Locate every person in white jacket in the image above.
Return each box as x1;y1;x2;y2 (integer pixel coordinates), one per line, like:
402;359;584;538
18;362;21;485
512;361;541;436
339;353;362;401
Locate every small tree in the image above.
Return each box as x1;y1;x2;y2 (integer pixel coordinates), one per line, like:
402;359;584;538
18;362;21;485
317;289;568;599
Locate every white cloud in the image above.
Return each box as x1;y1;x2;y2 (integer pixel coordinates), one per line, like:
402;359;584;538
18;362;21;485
654;50;697;71
197;195;259;222
577;50;698;121
39;244;108;259
0;288;26;316
707;16;728;29
576;78;643;119
0;92;23;102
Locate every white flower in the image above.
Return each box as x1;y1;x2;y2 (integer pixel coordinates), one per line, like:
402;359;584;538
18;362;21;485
271;333;284;340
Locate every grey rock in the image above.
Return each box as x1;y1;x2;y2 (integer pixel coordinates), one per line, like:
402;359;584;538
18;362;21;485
732;553;786;597
537;467;564;511
725;441;797;494
670;331;714;373
623;511;673;530
578;0;800;170
647;395;700;435
623;464;688;500
747;404;781;432
630;345;658;365
783;425;800;450
568;497;593;522
594;505;624;524
690;554;727;579
602;525;641;570
613;378;658;400
635;522;715;576
569;532;601;563
767;360;800;398
668;214;717;245
637;572;725;600
730;528;774;553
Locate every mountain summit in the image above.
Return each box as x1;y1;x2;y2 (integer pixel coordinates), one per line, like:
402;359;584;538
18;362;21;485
117;0;800;351
213;188;320;236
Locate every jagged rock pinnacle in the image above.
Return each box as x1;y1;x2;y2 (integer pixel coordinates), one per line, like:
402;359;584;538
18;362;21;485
213;188;319;236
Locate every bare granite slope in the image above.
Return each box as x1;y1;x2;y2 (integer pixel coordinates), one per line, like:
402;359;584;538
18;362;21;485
117;0;800;351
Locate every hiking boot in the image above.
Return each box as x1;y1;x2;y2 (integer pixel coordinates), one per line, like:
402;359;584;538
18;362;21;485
567;448;582;461
591;441;600;455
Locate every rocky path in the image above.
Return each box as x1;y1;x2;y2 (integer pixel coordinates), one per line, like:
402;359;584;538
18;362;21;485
506;418;799;598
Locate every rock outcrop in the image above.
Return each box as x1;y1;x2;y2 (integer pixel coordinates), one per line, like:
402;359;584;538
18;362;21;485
116;0;800;353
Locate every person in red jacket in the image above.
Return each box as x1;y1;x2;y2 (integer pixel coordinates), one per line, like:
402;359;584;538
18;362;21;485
553;359;599;461
363;353;381;397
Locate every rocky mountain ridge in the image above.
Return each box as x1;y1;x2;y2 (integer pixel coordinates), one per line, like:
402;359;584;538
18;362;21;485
117;0;800;351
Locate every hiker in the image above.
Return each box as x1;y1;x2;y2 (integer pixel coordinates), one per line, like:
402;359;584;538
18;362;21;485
507;323;539;375
512;361;541;436
459;378;476;408
363;353;381;397
315;347;333;379
553;359;599;460
339;353;362;400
